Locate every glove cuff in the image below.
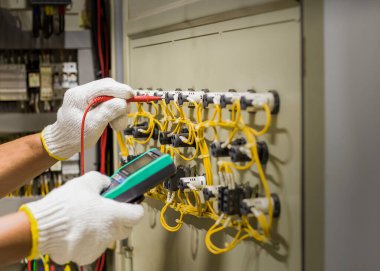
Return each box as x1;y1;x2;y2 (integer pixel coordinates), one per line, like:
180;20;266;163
24;198;70;255
41;124;77;160
19;205;40;260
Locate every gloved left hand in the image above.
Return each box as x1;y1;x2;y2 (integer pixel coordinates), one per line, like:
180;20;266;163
20;171;144;265
41;78;133;160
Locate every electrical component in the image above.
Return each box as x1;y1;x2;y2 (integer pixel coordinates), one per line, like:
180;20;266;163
218;91;280;113
163;165;190;192
203;185;221;201
132;124;159;140
164;88;182;104
240;194;281;218
159;131;172;145
61;62;78;89
40;64;53;102
125;122;148;135
211;138;246;158
111;87;281;254
171;133;196;148
218;185;253;215
178;175;207;191
240;90;280;114
0;64;28;101
177;88;205;105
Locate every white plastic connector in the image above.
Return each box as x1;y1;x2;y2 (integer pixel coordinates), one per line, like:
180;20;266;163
240;92;276;111
242;197;274;214
179;175;206;191
179;90;205;104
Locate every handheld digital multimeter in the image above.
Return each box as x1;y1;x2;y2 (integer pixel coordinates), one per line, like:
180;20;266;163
102;149;176;203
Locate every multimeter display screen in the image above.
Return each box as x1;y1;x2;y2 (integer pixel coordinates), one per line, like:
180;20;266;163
122;154;154;174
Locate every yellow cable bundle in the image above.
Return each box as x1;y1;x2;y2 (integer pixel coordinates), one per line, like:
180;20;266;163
115;92;276;254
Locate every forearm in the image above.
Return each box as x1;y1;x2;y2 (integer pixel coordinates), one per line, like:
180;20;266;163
0;133;56;197
0;212;31;266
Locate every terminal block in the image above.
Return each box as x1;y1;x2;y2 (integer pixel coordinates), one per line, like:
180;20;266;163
171;133;196;148
165;88;182;104
159;131;172;145
124;122;148;136
218;91;280;113
210;141;230;157
218;185;253;215
211;138;246;157
132;124;159;140
240;194;281;218
159;128;189;145
178;89;205;106
164;165;190;192
203;185;221;201
178;175;207;191
228;141;269;164
240;90;280;114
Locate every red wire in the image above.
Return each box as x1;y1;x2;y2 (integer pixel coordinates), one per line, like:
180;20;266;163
80;96;113;175
99;254;105;271
27;261;31;271
102;20;109;77
97;0;104;77
99;128;107;174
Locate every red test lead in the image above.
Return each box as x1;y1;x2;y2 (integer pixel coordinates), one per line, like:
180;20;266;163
80;95;163;175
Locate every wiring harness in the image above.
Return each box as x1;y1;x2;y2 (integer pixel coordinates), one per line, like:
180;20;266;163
115;88;281;254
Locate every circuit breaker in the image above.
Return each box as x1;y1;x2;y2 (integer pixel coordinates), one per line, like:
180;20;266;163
115;3;301;271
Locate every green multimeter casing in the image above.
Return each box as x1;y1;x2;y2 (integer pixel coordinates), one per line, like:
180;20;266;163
102;148;176;203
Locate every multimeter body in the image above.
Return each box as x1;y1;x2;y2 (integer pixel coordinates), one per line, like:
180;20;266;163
102;148;176;203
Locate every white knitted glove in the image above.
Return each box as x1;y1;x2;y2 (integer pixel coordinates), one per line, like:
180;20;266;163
41;78;133;160
20;171;144;265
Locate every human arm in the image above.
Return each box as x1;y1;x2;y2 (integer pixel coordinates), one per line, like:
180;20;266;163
0;78;132;197
0;172;144;267
0;133;56;198
0;212;31;266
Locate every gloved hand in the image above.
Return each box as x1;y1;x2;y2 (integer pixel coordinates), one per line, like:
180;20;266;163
19;171;144;265
41;78;133;160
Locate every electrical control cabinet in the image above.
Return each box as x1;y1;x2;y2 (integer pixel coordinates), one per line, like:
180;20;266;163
114;2;302;271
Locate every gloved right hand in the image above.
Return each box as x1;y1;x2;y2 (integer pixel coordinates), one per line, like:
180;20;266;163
19;171;144;265
41;78;133;160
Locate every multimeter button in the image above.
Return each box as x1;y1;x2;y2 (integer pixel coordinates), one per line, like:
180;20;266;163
111;174;125;183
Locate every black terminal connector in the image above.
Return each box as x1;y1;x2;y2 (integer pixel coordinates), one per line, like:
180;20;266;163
159;131;172;145
229;146;251;163
124;122;148;135
163;166;189;192
211;142;229;157
220;95;233;108
202;94;214;108
218;185;253;215
177;88;195;106
257;141;269;165
132;124;159;140
269;90;280;114
227;139;269;165
231;138;247;146
165;88;182;104
165;93;174;104
171;133;196;148
203;186;219;201
177;93;187;106
272;193;281;218
240;96;253;110
211;138;246;158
